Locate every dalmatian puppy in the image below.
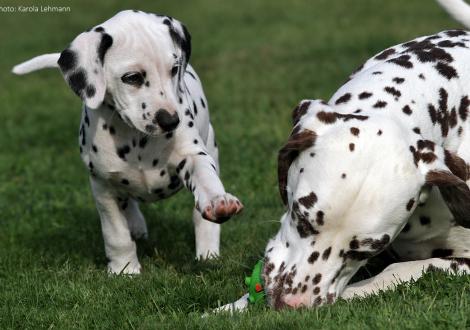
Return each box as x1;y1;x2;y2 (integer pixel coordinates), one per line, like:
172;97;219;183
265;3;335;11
12;10;243;274
218;2;470;312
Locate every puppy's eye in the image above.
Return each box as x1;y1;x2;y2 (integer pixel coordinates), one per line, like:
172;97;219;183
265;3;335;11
121;72;145;86
171;65;179;77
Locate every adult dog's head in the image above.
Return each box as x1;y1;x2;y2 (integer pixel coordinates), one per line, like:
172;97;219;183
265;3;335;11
262;99;470;309
15;10;191;135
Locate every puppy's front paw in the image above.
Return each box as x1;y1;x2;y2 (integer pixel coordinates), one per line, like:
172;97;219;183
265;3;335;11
198;193;243;223
107;259;141;275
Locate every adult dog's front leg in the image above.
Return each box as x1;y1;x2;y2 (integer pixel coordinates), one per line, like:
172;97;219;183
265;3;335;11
341;258;470;299
176;152;243;223
90;177;141;274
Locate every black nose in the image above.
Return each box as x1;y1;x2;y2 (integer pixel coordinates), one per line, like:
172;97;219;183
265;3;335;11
153;109;180;132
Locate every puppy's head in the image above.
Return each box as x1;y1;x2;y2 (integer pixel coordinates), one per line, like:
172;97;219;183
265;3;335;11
57;10;191;135
263;100;470;309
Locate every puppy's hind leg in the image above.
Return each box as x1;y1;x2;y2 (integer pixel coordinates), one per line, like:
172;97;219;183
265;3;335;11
90;177;141;275
123;199;148;241
341;258;470;299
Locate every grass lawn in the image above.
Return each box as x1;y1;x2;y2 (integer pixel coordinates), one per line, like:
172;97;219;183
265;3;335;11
1;0;469;328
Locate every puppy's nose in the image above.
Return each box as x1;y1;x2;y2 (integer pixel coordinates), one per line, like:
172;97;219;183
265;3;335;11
153;109;180;132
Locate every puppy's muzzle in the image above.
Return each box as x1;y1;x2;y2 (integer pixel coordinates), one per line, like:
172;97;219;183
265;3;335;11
153;109;180;132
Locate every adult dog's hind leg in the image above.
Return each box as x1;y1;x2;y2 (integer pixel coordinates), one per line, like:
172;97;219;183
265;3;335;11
341;258;470;299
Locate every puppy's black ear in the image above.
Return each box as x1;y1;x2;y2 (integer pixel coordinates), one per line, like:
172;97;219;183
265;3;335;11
57;28;113;109
423;150;470;228
161;17;191;68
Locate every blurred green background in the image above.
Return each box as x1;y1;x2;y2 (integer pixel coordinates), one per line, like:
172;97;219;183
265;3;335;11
0;0;469;328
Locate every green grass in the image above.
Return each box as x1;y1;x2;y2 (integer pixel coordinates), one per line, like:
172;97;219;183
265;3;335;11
1;0;469;328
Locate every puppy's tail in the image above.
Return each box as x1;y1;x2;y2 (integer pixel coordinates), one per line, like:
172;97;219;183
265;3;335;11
436;0;470;29
12;53;60;75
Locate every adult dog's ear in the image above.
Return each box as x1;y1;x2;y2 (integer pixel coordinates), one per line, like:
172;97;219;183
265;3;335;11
57;29;113;109
422;149;470;228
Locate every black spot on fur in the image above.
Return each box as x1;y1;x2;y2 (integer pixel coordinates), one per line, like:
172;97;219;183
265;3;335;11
446;30;467;37
358;92;372;99
322;247;332;260
298;192;317;209
402;105;412;115
458;95;470;121
308;251;319;264
58;49;77;72
384;86;401;98
68;69;87;96
435;62;458;79
388;55;413;69
420;216;431;225
117;145;130;160
375;48;396;60
373;100;387;108
392;77;405;84
335;93;352;105
406;198;415;211
98;33;113;64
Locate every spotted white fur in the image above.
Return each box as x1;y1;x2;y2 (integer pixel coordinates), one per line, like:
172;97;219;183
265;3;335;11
217;0;470;312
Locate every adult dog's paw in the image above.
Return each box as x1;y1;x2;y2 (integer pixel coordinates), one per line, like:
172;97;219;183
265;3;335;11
198;193;243;223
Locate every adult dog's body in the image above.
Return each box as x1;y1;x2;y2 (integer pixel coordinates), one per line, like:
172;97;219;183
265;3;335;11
218;0;470;312
13;10;243;274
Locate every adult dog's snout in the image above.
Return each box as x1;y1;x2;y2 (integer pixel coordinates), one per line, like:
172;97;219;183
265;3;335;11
153;108;180;132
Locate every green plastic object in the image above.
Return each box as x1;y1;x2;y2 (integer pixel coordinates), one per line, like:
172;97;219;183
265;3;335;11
245;260;265;304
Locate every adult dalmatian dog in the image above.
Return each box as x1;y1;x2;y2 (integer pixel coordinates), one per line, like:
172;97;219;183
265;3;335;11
12;10;243;274
217;0;470;312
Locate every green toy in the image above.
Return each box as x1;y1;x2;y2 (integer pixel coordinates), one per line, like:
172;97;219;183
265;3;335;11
245;260;265;304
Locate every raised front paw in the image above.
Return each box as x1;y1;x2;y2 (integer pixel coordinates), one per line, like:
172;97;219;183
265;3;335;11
198;193;243;223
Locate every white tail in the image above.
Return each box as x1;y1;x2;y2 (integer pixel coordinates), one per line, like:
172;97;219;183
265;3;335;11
436;0;470;29
12;53;60;75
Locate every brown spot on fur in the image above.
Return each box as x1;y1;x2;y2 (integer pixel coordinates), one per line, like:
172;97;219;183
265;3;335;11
426;170;470;228
444;150;469;181
349;143;355;151
350;127;360;136
278;130;317;205
292;101;312;126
